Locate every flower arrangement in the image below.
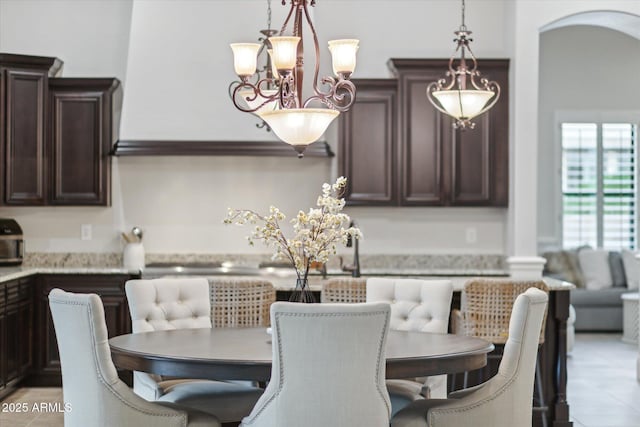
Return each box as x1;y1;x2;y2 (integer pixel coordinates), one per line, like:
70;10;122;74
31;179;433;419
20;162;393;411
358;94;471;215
224;176;361;301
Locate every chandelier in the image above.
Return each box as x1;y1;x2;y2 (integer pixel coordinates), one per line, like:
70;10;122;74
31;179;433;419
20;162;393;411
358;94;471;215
426;0;500;130
229;0;359;157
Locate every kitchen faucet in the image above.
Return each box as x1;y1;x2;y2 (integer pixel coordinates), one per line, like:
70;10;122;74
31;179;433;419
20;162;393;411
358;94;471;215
341;220;361;278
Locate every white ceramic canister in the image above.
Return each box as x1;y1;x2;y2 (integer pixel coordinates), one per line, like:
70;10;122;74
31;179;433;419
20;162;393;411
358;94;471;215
123;242;145;270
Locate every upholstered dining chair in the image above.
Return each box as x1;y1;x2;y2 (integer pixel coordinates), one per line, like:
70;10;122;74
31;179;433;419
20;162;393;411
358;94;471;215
366;278;454;417
452;279;549;426
48;288;221;427
391;287;549;427
240;301;392;427
321;277;366;303
209;279;276;327
125;278;263;424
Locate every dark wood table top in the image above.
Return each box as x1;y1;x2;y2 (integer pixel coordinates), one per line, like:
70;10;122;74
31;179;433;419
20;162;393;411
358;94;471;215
110;328;493;381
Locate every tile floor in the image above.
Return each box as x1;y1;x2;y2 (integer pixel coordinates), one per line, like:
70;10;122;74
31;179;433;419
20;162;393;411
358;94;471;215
0;387;64;426
568;334;640;427
0;333;639;426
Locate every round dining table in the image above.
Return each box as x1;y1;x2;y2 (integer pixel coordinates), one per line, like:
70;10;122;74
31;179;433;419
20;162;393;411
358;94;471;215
109;328;493;381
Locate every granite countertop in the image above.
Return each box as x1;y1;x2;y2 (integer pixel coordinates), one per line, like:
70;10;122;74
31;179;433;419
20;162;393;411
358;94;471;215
0;265;573;291
0;266;138;283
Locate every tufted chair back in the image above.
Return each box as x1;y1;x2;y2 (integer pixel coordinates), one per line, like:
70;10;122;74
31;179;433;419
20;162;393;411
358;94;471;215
366;278;453;333
367;278;453;404
126;278;212;333
125;278;212;401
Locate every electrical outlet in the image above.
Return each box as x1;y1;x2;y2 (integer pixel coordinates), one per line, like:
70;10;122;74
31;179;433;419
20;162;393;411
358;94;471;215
81;224;92;241
465;227;477;244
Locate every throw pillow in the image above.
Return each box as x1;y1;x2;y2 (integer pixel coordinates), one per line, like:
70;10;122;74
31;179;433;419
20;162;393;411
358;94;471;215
542;250;585;287
578;249;613;290
564;249;585;288
621;250;640;290
608;251;627;287
542;251;569;277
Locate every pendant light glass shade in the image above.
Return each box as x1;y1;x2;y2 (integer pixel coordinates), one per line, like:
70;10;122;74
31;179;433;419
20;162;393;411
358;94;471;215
328;39;359;76
269;36;301;72
258;109;339;147
230;43;261;77
431;89;495;120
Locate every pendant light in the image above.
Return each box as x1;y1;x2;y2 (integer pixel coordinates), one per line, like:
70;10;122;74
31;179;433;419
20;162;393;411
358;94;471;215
426;0;500;130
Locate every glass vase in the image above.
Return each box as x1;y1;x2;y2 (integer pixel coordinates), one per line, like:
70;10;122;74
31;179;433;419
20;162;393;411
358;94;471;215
289;278;316;303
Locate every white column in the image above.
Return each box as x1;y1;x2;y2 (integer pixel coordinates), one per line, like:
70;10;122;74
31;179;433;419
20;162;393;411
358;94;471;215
506;2;545;279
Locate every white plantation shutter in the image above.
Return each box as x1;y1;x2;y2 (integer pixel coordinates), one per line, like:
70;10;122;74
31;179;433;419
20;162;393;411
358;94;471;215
561;122;637;250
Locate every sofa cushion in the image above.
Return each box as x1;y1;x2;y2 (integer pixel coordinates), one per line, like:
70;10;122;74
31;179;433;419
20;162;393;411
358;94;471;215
622;250;640;290
579;249;612;290
570;287;628;307
542;250;585;288
609;251;627;287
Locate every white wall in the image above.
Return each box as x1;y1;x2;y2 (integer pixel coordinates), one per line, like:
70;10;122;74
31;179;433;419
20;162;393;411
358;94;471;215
1;0;511;256
537;25;640;250
508;1;640;259
0;0;133;81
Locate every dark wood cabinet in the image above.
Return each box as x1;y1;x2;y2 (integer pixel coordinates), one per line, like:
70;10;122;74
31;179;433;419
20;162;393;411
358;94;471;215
339;79;397;205
30;274;133;386
338;59;509;207
0;53;121;206
397;67;446;205
48;79;121;205
0;277;34;400
0;54;61;205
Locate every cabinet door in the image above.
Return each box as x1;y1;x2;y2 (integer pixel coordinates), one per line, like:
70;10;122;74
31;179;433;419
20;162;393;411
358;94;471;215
33;274;133;386
390;58;509;207
1;279;32;389
445;61;509;206
339;79;397;205
0;283;5;392
49;80;118;206
3;68;47;205
398;72;445;205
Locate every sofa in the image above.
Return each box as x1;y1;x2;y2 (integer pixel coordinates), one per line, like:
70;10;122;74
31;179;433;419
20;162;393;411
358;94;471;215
543;248;639;332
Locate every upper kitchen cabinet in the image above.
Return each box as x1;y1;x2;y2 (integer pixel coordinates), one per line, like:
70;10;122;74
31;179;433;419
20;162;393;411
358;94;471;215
0;54;62;205
338;59;509;207
0;54;120;206
48;78;121;205
339;79;397;206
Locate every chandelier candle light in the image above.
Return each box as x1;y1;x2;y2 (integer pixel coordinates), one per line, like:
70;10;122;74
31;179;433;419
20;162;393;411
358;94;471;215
229;0;280;131
426;0;500;130
229;0;359;157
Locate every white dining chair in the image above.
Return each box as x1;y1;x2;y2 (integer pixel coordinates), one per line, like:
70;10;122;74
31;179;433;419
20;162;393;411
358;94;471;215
126;278;263;424
48;288;221;427
240;301;392;427
391;287;549;427
366;278;453;416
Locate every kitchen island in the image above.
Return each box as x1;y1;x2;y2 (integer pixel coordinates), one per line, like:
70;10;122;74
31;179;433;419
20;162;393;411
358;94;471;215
0;262;572;427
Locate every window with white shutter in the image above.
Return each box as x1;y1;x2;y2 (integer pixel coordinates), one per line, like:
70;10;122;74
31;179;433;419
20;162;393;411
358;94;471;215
561;122;637;250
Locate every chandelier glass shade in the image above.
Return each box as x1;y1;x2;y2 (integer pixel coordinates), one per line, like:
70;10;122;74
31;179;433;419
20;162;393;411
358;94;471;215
426;0;500;129
259;109;339;154
229;0;359;157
